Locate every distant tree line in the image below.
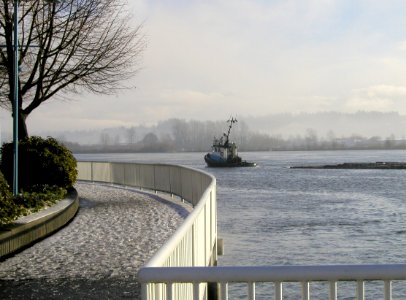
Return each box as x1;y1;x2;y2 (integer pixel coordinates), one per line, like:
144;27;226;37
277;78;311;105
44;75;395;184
61;119;406;153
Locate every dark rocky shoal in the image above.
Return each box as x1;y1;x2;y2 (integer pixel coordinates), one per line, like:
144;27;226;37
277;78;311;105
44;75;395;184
291;162;406;169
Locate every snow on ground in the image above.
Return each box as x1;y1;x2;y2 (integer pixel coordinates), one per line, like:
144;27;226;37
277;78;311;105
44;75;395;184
0;182;191;299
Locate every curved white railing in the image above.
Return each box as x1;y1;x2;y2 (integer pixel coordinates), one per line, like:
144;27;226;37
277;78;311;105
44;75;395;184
77;161;406;300
76;161;217;300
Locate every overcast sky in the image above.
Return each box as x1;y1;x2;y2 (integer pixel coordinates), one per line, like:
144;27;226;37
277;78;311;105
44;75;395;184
3;0;406;134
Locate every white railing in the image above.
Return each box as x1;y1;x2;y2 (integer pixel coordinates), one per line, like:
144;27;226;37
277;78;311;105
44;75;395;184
138;264;406;299
77;161;406;300
76;161;218;300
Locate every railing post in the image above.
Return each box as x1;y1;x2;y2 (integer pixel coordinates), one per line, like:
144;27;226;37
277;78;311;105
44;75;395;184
193;282;200;300
192;222;196;266
123;163;125;185
220;282;228;300
204;202;207;265
329;281;337;300
153;165;156;192
384;280;392;300
166;282;173;300
356;280;364;300
141;283;148;300
301;281;310;300
248;282;255;300
275;282;282;300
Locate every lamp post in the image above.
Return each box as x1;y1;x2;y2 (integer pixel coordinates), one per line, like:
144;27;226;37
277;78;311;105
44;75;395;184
12;0;19;195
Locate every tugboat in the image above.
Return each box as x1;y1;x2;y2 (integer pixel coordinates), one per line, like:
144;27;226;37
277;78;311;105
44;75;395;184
204;117;256;167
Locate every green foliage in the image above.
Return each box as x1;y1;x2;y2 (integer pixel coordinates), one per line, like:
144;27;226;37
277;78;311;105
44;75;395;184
0;137;74;227
0;181;67;227
0;171;22;226
0;136;77;191
13;185;67;215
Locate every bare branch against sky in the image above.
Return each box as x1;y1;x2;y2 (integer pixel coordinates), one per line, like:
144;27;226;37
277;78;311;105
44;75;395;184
0;0;145;137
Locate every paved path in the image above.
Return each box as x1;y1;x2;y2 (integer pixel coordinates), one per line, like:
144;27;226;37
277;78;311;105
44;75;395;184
0;182;191;299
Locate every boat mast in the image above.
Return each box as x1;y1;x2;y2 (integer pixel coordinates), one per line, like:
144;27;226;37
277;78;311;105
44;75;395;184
224;117;237;145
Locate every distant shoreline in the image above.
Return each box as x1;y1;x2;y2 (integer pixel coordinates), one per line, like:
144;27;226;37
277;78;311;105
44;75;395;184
71;147;406;154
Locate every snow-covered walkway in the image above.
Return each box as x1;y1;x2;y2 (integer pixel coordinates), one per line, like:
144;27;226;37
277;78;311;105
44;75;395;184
0;182;190;299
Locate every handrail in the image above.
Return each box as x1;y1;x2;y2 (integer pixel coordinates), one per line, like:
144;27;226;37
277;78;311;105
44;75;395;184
138;264;406;282
76;161;218;300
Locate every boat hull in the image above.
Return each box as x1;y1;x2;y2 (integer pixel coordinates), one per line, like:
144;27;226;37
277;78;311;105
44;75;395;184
204;153;256;168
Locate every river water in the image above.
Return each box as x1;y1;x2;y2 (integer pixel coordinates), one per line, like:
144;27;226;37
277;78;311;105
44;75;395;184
75;150;406;299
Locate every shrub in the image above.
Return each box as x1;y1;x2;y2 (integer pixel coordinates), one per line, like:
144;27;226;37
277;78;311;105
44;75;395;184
0;171;21;226
0;136;77;191
13;185;67;215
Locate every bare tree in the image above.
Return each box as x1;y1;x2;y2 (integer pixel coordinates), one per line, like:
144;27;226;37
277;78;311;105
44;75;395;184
126;126;136;144
0;0;145;138
100;131;110;145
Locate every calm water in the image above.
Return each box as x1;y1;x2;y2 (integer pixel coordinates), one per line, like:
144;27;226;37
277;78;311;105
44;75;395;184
76;150;406;299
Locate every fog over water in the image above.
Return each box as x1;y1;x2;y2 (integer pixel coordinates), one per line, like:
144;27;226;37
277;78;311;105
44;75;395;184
3;111;404;148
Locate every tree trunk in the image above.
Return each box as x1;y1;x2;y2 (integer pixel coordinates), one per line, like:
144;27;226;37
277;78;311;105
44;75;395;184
17;111;28;140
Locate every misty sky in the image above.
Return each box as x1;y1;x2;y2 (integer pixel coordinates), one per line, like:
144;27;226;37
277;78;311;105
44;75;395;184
2;0;406;134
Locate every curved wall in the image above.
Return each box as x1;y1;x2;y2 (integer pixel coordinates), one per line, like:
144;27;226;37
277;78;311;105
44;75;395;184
0;189;79;259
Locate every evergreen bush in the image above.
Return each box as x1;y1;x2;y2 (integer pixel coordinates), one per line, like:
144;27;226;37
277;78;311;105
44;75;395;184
13;185;67;215
0;171;21;226
0;136;77;191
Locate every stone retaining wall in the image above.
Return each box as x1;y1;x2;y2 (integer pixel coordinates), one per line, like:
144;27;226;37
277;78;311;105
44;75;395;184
0;189;79;259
